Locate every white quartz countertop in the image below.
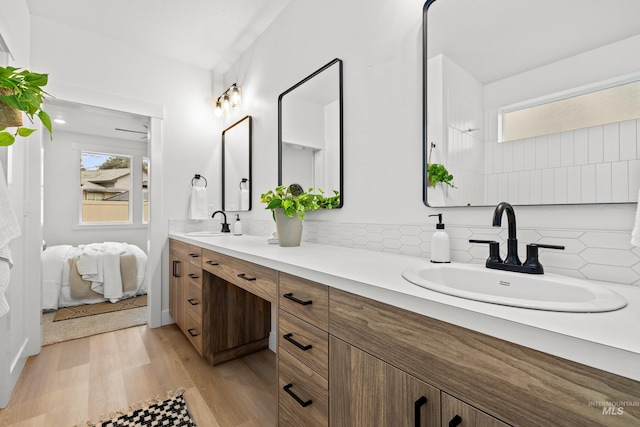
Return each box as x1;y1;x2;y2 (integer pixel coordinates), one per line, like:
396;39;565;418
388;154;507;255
170;232;640;381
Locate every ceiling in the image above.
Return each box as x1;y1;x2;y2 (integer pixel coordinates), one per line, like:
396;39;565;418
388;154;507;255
427;0;640;84
45;101;150;142
26;0;293;140
26;0;292;73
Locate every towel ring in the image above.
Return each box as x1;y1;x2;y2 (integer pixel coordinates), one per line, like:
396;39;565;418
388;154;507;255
192;174;207;187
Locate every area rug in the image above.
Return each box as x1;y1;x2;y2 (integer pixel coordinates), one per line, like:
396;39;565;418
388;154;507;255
43;306;147;346
53;294;147;322
77;389;197;427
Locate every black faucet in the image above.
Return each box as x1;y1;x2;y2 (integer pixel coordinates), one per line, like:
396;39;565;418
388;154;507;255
212;210;231;233
470;202;564;274
492;202;521;266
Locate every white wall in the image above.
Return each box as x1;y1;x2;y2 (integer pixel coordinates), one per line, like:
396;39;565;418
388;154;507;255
42;130;148;250
29;15;220;326
0;0;43;409
224;0;636;235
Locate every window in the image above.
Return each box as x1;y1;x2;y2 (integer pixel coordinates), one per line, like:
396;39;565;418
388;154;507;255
501;77;640;142
80;152;132;223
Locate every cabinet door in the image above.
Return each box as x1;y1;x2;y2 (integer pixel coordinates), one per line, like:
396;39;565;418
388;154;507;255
441;393;509;427
330;336;440;426
169;253;186;330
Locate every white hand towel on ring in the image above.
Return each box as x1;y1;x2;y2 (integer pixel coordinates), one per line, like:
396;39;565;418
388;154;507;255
189;186;209;219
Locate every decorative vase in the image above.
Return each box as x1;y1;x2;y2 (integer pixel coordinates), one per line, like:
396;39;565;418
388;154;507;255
0;88;22;128
274;208;303;247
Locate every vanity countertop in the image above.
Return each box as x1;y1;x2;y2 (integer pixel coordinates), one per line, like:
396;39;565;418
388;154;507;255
170;232;640;381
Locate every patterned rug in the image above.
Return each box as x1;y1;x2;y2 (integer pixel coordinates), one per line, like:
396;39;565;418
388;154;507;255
79;390;197;427
53;294;147;322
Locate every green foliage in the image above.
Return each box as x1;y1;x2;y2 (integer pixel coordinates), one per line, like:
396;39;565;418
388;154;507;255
427;163;456;188
0;66;53;145
99;156;131;170
260;184;341;221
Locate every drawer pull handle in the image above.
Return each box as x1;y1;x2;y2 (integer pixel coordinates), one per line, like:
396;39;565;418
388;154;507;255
283;383;312;407
237;273;257;281
187;328;199;337
283;293;312;305
449;415;462;427
205;260;219;266
188;273;199;279
283;333;312;351
414;396;427;427
172;260;181;278
188;299;199;306
188;253;200;258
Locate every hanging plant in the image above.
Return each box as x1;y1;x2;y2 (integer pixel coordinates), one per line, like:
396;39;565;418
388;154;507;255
0;66;53;146
427;142;456;188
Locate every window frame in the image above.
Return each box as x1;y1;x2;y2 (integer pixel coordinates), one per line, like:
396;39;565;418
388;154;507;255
73;141;148;229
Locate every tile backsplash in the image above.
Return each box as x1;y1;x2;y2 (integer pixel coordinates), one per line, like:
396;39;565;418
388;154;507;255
171;218;640;286
240;219;640;286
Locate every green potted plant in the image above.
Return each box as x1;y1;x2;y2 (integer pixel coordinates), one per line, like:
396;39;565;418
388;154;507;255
427;163;456;188
261;184;340;247
0;66;53;146
427;142;455;188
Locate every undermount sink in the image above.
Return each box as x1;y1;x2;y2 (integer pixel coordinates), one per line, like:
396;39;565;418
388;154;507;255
402;262;627;312
184;231;227;237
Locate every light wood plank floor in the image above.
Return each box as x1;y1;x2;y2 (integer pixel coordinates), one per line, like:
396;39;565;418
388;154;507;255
0;324;277;427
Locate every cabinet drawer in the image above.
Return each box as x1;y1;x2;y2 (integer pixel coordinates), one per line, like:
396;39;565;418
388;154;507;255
202;249;277;302
279;273;328;331
186;282;203;318
185;310;203;355
169;239;190;259
442;393;509;427
187;245;202;267
279;310;328;379
187;263;202;289
278;348;328;427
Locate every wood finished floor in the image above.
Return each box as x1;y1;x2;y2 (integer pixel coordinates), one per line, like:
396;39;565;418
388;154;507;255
0;324;277;427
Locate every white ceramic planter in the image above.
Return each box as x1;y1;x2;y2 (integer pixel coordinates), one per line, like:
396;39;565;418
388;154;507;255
274;208;303;247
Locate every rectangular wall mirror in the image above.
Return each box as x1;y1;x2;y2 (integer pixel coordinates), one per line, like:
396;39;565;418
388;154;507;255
279;58;343;208
222;115;252;211
423;0;640;207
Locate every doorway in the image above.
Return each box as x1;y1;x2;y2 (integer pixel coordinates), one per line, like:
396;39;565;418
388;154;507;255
41;100;155;344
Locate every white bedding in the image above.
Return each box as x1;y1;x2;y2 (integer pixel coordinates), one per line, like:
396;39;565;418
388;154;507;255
41;242;147;311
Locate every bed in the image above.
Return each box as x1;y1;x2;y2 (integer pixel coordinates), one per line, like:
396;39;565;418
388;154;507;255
41;242;147;311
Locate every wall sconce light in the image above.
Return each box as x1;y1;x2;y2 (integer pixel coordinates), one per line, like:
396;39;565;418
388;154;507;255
214;83;242;118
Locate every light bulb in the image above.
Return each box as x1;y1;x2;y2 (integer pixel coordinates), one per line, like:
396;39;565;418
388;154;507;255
214;100;223;117
229;85;241;107
222;94;230;112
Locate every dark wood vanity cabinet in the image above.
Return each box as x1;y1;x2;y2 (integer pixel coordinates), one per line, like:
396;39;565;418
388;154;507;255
169;240;640;427
169;239;273;365
329;288;640;427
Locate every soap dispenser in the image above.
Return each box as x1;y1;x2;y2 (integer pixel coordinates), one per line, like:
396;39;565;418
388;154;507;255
233;214;242;236
429;213;450;263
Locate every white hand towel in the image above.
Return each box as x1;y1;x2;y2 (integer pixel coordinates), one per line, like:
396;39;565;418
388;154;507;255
0;162;20;317
189;186;208;219
0;162;20;250
631;189;640;246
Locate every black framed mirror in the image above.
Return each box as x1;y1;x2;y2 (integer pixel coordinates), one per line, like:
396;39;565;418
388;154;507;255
222;115;252;211
278;58;343;208
424;0;640;208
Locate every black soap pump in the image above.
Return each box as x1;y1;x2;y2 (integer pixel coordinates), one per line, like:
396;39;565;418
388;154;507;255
429;213;450;263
